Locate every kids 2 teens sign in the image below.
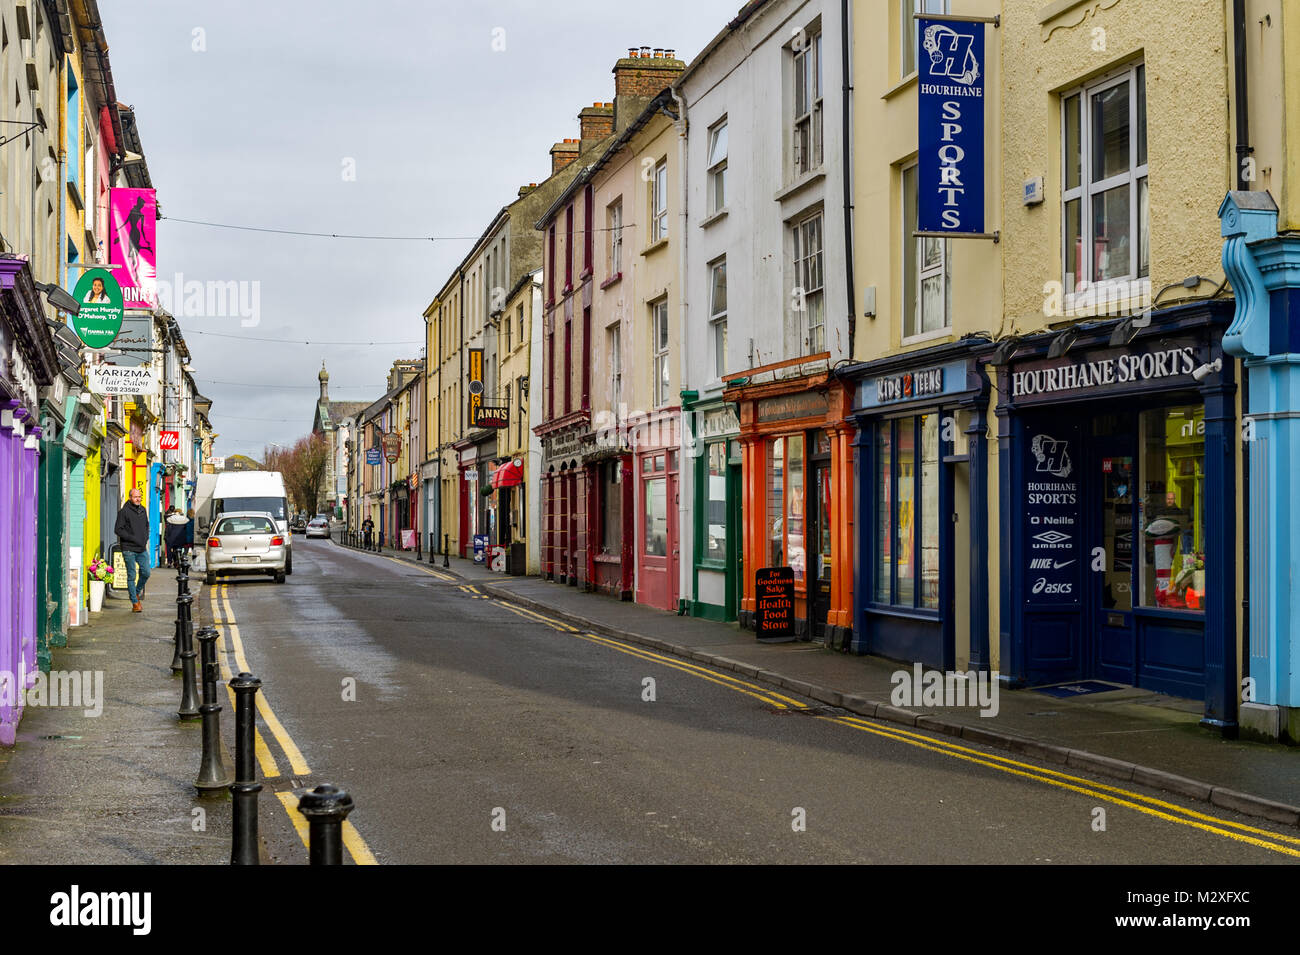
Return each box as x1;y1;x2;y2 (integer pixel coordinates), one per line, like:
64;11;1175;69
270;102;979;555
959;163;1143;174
917;17;987;235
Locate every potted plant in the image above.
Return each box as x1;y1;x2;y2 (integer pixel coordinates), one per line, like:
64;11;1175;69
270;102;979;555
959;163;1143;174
87;557;114;613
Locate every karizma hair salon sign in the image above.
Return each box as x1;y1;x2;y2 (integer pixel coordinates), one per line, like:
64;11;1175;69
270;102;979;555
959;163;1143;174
917;17;986;235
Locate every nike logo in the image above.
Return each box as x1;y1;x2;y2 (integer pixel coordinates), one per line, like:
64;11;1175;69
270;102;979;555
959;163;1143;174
1053;559;1076;569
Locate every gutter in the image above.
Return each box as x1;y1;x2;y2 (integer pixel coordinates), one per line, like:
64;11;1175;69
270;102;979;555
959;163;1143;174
671;82;690;615
840;0;856;358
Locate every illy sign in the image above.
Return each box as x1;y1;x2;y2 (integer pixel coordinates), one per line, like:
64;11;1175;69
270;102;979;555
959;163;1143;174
159;430;180;451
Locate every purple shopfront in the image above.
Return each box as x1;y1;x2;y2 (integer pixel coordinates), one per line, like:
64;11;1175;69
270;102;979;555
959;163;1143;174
0;258;59;746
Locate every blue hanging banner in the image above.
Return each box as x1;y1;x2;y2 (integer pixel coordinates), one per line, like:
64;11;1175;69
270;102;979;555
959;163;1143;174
917;17;986;235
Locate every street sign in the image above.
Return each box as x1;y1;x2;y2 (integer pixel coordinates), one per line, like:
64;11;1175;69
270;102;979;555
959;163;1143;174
365;448;382;466
755;567;796;642
86;364;158;395
159;430;180;451
381;432;402;463
69;268;124;347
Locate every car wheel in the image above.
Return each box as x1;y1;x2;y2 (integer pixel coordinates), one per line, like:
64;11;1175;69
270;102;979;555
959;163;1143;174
275;571;286;584
205;571;216;585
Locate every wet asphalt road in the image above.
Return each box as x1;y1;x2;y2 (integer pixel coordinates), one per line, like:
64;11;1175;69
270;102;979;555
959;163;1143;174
199;537;1299;865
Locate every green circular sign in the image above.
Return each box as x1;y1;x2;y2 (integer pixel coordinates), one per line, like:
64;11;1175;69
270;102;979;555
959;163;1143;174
69;268;125;348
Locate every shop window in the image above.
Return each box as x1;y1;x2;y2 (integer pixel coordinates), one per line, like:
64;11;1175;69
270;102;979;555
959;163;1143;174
601;460;621;553
765;435;807;582
703;441;727;564
645;476;668;556
902;163;949;339
1062;63;1148;296
1138;405;1205;612
875;414;940;609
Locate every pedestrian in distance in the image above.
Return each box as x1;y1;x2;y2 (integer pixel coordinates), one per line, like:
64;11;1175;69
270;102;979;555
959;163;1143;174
115;487;151;612
362;516;374;551
165;507;192;569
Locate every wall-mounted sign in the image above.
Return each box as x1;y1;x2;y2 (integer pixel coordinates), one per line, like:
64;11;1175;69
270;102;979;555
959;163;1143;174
543;428;583;462
756;391;828;424
86;364;158;396
365;447;382;466
877;366;943;403
1011;344;1197;400
755;566;796;642
113;311;155;368
159;430;180;451
467;348;484;427
109;188;158;309
694;406;740;443
473;404;509;429
381;432;402;463
917;17;986;235
1023;424;1081;605
69;268;124;347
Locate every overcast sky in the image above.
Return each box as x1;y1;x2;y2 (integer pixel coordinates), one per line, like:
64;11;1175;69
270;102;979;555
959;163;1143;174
99;0;739;459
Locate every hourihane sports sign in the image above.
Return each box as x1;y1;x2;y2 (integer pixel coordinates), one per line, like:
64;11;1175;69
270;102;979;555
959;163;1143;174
917;17;986;236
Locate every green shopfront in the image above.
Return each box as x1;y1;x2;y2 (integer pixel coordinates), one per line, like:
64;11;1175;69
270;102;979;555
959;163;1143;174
685;399;741;622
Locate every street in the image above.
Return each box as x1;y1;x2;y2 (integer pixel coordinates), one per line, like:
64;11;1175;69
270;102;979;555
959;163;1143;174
204;539;1298;865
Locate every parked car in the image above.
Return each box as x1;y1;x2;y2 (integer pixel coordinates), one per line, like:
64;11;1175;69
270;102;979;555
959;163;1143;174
305;517;331;539
290;515;307;534
205;511;287;585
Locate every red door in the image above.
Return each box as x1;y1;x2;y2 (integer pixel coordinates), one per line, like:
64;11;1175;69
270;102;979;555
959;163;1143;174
636;450;678;611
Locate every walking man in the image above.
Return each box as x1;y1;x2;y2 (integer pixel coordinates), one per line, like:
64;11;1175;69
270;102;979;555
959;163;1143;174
115;486;151;612
362;516;374;551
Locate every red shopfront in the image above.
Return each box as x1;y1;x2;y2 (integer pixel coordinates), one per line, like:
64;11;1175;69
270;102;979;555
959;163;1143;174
632;410;680;612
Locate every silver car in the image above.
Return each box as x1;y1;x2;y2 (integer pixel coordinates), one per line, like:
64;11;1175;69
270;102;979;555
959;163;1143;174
204;511;288;584
305;517;331;539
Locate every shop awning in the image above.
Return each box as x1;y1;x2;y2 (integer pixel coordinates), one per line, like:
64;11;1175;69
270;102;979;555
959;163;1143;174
491;459;524;488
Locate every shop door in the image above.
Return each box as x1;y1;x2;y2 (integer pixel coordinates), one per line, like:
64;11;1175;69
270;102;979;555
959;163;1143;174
727;457;742;621
557;471;570;581
808;462;832;641
565;470;578;583
1089;415;1138;684
636;452;677;611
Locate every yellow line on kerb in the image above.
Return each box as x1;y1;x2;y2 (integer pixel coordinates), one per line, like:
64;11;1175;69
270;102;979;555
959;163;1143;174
275;791;311;848
378;553;455;581
823;715;1300;859
209;586;279;778
275;791;379;865
217;587;311;776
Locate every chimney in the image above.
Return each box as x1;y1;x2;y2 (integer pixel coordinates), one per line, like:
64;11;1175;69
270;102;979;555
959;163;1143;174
550;139;580;174
579;101;615;152
612;46;686;132
517;182;539;198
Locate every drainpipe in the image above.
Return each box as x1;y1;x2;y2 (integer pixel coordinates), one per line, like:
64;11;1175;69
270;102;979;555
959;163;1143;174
1233;0;1252;191
671;84;690;615
841;0;856;358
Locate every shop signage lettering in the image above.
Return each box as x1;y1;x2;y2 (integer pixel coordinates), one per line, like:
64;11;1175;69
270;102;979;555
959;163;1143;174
755;567;795;641
86;365;158;396
545;430;582;461
917;17;986;234
1012;346;1195;398
756;392;827;424
1023;427;1081;605
365;448;382;466
697;406;739;441
473;404;509;429
382;432;402;463
877;367;944;404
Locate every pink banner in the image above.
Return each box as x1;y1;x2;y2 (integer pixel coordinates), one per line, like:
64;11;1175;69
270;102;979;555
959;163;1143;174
109;188;157;309
400;529;416;550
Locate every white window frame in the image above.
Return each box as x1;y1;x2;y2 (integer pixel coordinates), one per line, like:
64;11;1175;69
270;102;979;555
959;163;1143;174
651;160;668;243
609;323;623;414
1061;62;1149;309
792;32;823;175
607;198;623;276
902;0;949;79
651;300;670;407
792;211;826;354
902;162;950;342
709;257;727;379
706;118;728;214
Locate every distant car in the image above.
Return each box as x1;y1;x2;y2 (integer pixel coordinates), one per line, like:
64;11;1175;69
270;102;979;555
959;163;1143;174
290;516;307;534
205;511;287;585
305;517;331;539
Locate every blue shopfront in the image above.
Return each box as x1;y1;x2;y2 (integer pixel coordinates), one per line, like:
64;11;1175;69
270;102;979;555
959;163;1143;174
846;343;990;669
990;301;1238;725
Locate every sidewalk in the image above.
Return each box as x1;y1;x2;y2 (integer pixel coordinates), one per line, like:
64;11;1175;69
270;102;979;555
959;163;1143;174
361;540;1300;827
0;580;234;864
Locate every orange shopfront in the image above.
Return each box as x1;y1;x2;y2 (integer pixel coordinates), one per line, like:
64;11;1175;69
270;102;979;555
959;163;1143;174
726;368;854;647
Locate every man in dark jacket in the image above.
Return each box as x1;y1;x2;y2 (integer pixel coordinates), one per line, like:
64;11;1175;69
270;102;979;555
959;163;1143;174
115;486;151;612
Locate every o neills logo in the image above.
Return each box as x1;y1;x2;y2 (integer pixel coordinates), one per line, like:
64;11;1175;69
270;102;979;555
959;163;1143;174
878;367;943;403
1012;346;1195;398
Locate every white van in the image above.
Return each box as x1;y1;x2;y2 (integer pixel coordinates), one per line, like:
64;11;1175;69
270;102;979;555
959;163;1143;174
200;470;294;575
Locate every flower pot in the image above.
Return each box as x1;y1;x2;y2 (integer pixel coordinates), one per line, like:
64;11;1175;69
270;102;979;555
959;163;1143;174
89;579;106;613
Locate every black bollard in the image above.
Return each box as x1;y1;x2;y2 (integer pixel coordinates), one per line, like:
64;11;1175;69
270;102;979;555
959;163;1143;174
194;628;232;790
443;533;449;569
416;533;422;561
176;591;201;721
429;532;436;565
297;784;354;865
170;549;191;672
229;672;263;865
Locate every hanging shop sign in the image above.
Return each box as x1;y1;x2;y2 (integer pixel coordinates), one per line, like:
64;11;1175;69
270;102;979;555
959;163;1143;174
109;188;158;309
69;268;124;348
1010;343;1198;400
381;432;402;463
86;364;158;396
365;447;382;466
917;16;987;235
755;566;796;642
473;404;509;429
756;391;828;424
159;430;180;451
467;348;485;427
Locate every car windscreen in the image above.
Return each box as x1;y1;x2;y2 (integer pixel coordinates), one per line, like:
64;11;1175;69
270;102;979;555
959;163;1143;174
214;516;276;536
215;497;286;521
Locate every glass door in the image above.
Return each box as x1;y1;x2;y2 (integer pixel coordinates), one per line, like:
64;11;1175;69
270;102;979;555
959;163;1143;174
1091;412;1137;685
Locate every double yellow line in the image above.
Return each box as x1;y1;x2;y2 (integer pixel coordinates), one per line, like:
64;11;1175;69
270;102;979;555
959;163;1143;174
208;583;378;865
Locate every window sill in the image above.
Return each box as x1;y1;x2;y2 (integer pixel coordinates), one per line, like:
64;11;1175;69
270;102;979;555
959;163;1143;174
697;558;727;571
1061;278;1150;320
882;72;919;101
594;552;623;564
699;208;728;229
900;327;954;348
580;267;593;282
642;237;670;257
773;170;825;205
561;283;573;297
600;271;623;291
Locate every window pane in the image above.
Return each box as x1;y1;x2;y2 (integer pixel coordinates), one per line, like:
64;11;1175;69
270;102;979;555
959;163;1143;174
1138;405;1205;612
603;464;621;552
818;465;832;581
645;478;667;556
895;418;916;605
903;165;918;337
768;438;785;568
1065;197;1082;293
711;261;727;316
787;435;805;583
795;51;808;116
1064;93;1081;191
706;442;727;561
1137;176;1149;278
714;319;727;378
902;3;916;76
922;236;942;270
921;275;944;333
876;424;892;600
708;123;728;166
1136;65;1147;167
920;413;940;609
1091;81;1130;182
1092;184;1132;282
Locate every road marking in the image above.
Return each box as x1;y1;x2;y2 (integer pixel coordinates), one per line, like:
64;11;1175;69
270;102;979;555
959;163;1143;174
217;586;311;776
376;553;456;581
274;791;379;865
275;791;311;848
822;715;1300;859
208;587;279;778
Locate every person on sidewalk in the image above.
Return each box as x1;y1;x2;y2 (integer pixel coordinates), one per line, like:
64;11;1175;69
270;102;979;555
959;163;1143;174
362;516;374;551
165;507;192;569
115;487;151;612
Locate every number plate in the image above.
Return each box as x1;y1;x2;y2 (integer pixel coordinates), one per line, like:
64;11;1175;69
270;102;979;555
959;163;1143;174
231;556;259;564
